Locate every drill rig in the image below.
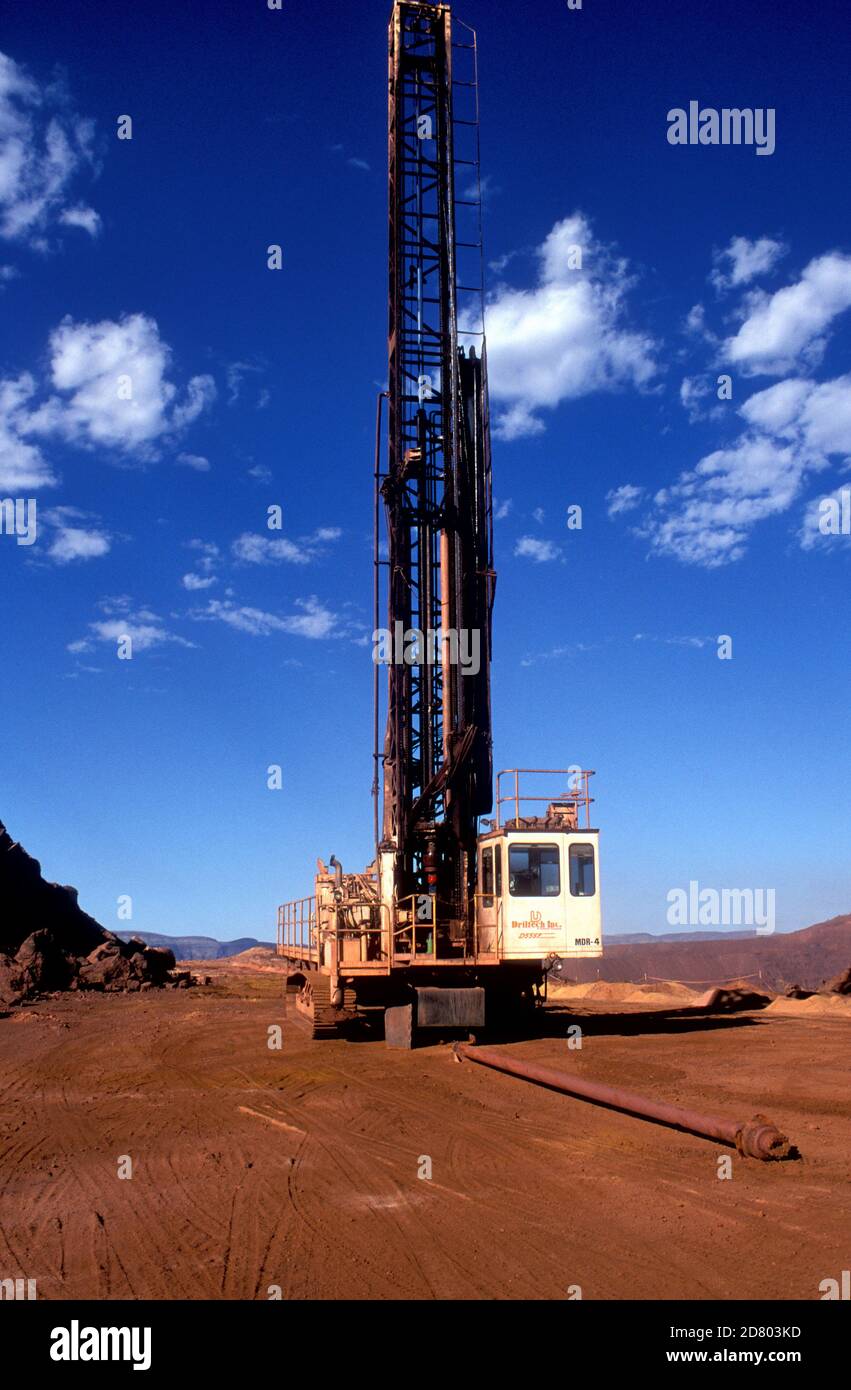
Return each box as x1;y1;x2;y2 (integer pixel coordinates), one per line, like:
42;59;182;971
277;0;602;1047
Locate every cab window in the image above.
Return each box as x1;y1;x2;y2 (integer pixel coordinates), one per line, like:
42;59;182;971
481;846;494;906
569;843;596;897
508;844;560;897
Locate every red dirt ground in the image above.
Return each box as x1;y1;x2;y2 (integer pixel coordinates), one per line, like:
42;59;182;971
1;965;848;1301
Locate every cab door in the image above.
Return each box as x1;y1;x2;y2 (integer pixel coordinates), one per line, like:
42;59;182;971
564;835;602;956
502;838;568;958
475;839;502;956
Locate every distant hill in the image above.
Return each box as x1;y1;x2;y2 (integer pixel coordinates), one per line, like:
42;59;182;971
116;931;274;960
607;928;767;944
562;914;851;992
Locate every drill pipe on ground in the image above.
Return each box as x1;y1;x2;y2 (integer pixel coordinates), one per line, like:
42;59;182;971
452;1043;795;1160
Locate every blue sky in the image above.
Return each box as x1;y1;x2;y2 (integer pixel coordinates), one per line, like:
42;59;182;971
2;0;850;942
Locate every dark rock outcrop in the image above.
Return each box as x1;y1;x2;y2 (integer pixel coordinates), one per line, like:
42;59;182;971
0;818;194;1005
822;965;851;995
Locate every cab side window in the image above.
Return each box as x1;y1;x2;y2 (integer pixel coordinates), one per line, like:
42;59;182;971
508;844;560;897
569;843;596;897
481;846;494;907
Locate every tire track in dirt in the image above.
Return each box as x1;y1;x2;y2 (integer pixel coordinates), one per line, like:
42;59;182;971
186;1007;480;1298
33;1034;201;1298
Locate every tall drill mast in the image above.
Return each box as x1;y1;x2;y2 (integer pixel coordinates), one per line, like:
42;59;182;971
381;0;495;941
277;3;602;1044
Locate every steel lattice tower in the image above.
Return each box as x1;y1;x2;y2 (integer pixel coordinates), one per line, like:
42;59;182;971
380;0;495;946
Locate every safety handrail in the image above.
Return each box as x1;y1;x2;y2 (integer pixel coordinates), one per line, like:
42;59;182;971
494;768;595;831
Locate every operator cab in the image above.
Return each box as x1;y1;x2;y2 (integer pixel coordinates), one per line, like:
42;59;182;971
475;771;602;961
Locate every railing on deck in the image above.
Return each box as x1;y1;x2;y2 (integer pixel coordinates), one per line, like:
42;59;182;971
392;893;437;960
494;768;595;831
276;896;317;958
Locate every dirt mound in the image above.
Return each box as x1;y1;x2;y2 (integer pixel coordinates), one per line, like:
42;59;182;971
550;977;772;1013
229;947;279;963
627;981;699;1002
765;994;851;1019
549;980;634;1001
550;979;701;1007
188;948;287;976
0;818;196;1007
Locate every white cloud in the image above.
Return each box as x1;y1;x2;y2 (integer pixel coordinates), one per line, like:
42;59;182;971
191;595;340;639
800;483;851;550
49;525;110;563
464;173;497;203
640;435;823;567
724;252;851;376
519;641;596;667
634;632;713;649
176;451;210;471
684;303;716;342
280;596;340;638
798;377;851;458
738;377;813;435
182;539;219;587
170;373;216;432
0;373;57;489
481;213;657;439
494;498;512;520
23;314;216;453
225;360;266;406
741;372;851;458
42;505;111;564
710;235;786;292
631;369;851;567
492;403;545;441
70;598;195;653
0;51;99;245
347;157;370;172
185;538;219;572
488;248;522;275
606;483;644;517
232;527;340;566
58;204;101;237
514;535;560;563
679;374;723;423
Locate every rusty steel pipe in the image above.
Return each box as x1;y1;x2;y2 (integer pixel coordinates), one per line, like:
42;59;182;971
452;1044;794;1161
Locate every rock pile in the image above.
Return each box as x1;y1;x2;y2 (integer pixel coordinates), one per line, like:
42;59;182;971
0;818;195;1007
822;965;851;995
782;966;851;1002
